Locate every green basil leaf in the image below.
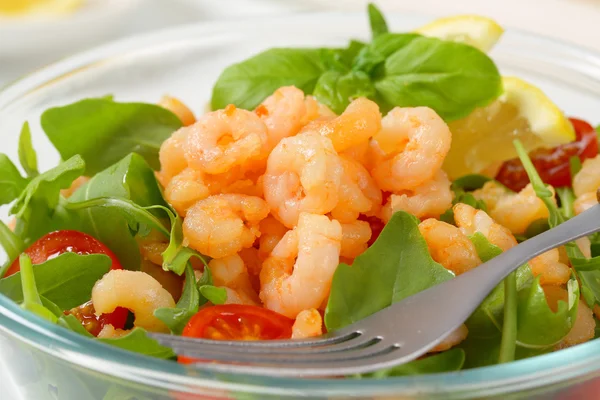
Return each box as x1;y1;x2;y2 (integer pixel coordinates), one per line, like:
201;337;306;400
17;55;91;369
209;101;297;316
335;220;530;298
211;48;326;110
374;36;502;119
0;253;111;310
352;33;420;74
154;264;200;335
368;348;464;378
18;254;57;323
199;285;228;305
0;154;28;206
18;122;39;177
367;3;389;38
340;40;367;69
41;98;182;175
325;211;453;330
313;70;375;114
0;220;24;274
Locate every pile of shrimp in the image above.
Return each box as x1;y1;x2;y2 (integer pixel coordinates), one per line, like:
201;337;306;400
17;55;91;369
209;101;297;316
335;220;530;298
95;87;595;348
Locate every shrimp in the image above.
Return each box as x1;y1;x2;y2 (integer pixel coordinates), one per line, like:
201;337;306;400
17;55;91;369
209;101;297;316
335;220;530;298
238;247;262;293
528;249;570;286
158;128;189;185
380;170;452;221
340;220;372;259
259;213;342;318
453;203;517;251
92;270;176;334
490;184;553;235
574;191;597;215
209;254;260;305
158;95;196;126
313;97;381;153
163;168;211;216
330;155;382;223
418;219;481;275
263;132;343;228
292;309;323;339
183;194;269;259
370;107;452;192
472;181;511;212
341;140;371;169
305;95;337;121
138;239;184;301
255;86;320;150
544;286;595;349
184;105;269;174
258;216;288;260
429;324;468;353
573;155;600;197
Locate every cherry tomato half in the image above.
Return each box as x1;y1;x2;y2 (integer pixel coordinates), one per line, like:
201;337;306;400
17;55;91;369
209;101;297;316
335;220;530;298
6;230;128;336
496;118;598;192
178;304;294;364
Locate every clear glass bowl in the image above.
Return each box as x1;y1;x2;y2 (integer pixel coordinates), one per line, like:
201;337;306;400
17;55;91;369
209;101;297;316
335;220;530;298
2;12;600;400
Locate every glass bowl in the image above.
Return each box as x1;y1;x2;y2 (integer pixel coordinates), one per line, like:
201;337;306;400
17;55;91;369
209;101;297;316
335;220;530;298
2;11;600;400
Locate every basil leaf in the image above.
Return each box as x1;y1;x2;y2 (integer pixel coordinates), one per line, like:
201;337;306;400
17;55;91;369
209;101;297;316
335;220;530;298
0;154;29;206
367;348;464;378
313;70;375;114
341;40;367;69
41;98;182;175
199;285;227;305
0;220;24;273
324;211;453;330
18;122;39;177
154;264;200;335
211;48;326;110
0;253;111;310
69;153;167;270
18;254;57;323
374;36;502;119
367;3;389;38
352;33;420;74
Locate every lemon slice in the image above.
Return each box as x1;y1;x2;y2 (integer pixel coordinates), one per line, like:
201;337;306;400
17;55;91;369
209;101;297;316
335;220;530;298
443;76;576;179
416;15;504;52
0;0;82;15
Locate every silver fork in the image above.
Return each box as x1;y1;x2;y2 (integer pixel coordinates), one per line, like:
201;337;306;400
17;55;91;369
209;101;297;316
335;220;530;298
149;196;600;377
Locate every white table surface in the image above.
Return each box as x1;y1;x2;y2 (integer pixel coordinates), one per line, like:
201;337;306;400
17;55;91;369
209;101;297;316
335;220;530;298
1;0;600;398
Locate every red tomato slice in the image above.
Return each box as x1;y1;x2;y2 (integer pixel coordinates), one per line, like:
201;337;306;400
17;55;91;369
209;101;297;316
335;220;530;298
178;304;294;364
6;230;128;335
496;118;599;192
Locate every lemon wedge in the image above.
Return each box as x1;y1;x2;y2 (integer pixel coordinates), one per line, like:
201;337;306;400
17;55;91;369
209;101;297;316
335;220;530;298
443;76;576;179
0;0;82;16
416;15;504;52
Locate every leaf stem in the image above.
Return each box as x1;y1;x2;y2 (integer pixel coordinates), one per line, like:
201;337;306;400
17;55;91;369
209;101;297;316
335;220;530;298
0;219;24;277
498;271;517;363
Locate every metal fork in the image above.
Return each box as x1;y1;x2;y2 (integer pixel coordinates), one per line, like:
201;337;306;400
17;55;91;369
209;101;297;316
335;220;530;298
150;196;600;377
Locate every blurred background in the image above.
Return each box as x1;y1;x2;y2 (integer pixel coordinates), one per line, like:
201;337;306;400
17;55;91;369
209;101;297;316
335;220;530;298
1;0;600;88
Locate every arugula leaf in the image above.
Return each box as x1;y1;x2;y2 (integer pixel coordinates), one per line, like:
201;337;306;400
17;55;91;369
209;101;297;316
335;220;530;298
18;254;57;323
0;253;111;310
0;220;24;274
451;174;491;191
0;154;29;206
556;187;576;220
154;264;200;334
373;35;502;119
211;48;326;110
313;70;375;114
367;3;389;38
41;98;182;174
498;271;517;363
18;122;39;177
325;211;453;330
160;208;208;275
569;156;582;180
199;285;227;305
367;348;465;378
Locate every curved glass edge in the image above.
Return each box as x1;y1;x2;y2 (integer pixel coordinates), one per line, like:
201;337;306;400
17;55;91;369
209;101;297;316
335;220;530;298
1;11;600;398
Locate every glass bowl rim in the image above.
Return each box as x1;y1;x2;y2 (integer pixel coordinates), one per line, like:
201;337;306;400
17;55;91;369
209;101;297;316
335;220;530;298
2;11;600;397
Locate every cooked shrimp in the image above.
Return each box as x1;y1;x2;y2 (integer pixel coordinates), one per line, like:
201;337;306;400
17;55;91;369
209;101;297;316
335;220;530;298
429;324;468;353
573;155;600;197
528;249;570;286
418;219;481;275
163;168;211;216
453;203;517;251
341;140;371;169
313;97;381;153
92;270;176;333
209;254;260;305
305;95;337;121
371;107;452;192
238;247;262;293
258;216;288;260
184;105;268;174
263;132;343;228
472;181;511;211
97;324;128;339
183;194;269;259
330;155;382;223
138;239;184;301
292;309;323;339
545;286;595;349
574;191;597;215
490;184;553;235
256;86;320;150
158;128;189;185
260;213;342;318
380;170;452;221
159;95;196;126
340;220;372;259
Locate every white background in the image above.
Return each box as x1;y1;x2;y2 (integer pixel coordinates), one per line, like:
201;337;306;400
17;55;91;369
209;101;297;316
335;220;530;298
2;0;600;398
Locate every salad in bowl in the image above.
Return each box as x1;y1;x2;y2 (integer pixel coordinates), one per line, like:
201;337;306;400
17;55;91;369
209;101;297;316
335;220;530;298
1;4;599;380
